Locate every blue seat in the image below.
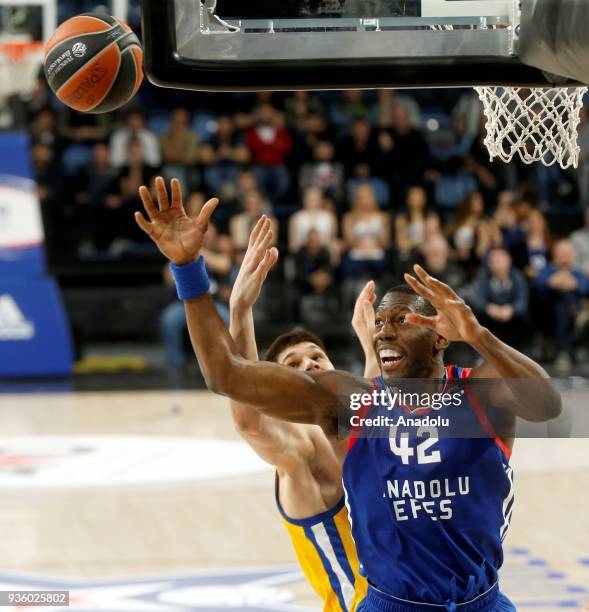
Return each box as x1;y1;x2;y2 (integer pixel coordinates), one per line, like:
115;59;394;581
192;112;217;143
434;173;478;213
62;144;93;176
147;114;172;134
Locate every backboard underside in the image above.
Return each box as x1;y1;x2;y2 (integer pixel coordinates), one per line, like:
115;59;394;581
141;0;589;91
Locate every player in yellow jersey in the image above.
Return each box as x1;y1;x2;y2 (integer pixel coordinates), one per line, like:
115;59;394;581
227;217;376;611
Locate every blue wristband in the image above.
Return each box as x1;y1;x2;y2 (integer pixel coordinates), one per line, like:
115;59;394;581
169;256;210;301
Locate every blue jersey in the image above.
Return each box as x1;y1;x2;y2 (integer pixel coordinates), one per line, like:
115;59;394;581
342;365;514;606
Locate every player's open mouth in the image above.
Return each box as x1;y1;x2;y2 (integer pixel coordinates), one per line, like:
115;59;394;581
379;349;405;372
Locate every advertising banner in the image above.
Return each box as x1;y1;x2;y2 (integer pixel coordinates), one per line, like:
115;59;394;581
0;132;73;377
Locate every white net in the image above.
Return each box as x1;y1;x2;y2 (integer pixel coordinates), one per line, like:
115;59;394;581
475;86;588;169
0;42;44;100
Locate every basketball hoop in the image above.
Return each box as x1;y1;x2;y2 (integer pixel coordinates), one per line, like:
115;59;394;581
0;41;44;99
475;86;588;169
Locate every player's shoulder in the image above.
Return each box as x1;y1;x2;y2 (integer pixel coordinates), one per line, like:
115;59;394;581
446;364;473;380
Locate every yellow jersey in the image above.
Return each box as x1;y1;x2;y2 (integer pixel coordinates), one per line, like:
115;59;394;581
276;479;367;611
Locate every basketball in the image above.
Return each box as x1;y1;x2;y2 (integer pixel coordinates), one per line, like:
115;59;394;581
43;13;143;114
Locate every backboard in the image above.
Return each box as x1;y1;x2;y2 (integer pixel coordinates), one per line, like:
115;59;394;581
141;0;589;92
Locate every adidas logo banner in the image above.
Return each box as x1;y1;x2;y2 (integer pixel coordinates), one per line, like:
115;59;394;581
0;295;35;341
0;282;73;377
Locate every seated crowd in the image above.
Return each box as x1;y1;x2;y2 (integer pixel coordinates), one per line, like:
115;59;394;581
22;79;589;373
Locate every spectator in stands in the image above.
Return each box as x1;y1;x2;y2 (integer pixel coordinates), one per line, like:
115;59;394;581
571;207;589;276
576;106;589;207
493;191;525;263
288;187;338;258
159;108;200;192
470;247;529;349
30;109;59;151
331;90;374;133
466;115;502;205
231;169;261;205
246;103;292;201
31;138;69;256
201;115;250;198
379;105;433;191
395;186;435;256
222;169;269;221
446;191;487;268
31;141;57;203
347;163;390;209
420;236;467;291
60;106;107;146
342;184;391;278
299;140;345;202
96;139;159;251
511;207;553;357
74;143;117;249
284;90;325;132
294;229;335;323
422;212;444;246
58;106;109;177
230;190;278;251
339;118;381;178
475;219;504;265
377;89;421;131
160;221;232;372
536;239;588;373
522;208;552;280
110;109;161;168
453;92;483;142
292;112;334;165
27;75;52;118
75;143;116;207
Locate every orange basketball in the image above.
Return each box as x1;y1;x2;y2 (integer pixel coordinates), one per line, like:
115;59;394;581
44;13;143;114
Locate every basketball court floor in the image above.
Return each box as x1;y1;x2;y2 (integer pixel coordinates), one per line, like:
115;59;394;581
0;386;587;611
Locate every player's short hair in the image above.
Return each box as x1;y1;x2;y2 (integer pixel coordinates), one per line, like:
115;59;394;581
382;285;437;317
265;330;327;363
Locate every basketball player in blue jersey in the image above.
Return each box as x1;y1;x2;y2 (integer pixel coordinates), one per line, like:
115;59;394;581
226;218;370;610
136;178;561;612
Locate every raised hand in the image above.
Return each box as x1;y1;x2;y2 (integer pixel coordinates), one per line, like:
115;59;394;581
230;216;279;312
352;280;377;346
404;265;484;344
135;177;219;265
352;280;380;379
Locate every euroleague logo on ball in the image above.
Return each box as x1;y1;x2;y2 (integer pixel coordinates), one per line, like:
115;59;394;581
72;42;87;58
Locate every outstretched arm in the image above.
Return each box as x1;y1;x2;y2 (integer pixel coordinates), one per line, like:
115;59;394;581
135;178;367;431
404;265;561;422
229;216;277;364
228;218;314;470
